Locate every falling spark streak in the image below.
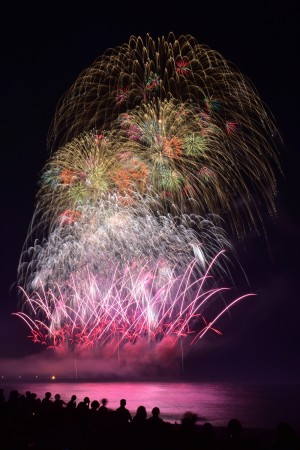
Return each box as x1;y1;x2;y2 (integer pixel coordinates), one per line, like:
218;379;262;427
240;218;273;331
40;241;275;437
14;251;255;351
190;293;257;345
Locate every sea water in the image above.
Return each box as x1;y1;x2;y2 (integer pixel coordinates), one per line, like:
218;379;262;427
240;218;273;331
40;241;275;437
1;380;299;431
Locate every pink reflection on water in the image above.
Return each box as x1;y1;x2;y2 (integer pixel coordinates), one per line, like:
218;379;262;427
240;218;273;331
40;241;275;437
2;381;299;431
2;381;228;423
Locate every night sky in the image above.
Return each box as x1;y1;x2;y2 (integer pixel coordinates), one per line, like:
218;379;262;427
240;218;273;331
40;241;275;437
0;3;299;382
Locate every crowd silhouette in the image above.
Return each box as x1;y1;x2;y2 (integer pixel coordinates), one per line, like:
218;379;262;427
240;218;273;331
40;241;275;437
0;388;299;449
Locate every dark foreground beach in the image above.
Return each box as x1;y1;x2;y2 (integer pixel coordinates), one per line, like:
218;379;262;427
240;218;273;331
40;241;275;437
0;387;299;449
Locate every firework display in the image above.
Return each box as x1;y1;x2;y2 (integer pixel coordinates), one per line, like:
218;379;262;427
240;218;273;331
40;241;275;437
16;33;280;352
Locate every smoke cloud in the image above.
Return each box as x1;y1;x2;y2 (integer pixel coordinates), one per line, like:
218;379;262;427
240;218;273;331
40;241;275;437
0;336;184;380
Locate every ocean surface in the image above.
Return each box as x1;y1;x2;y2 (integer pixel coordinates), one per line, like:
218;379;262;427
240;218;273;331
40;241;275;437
1;380;299;431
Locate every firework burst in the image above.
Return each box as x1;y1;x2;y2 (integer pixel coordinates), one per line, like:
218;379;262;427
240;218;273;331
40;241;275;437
47;33;281;235
16;34;280;356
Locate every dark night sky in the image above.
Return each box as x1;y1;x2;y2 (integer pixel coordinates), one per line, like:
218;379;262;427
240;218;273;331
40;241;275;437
0;3;299;382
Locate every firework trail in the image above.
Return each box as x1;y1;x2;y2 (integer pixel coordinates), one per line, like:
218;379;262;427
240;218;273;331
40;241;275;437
16;34;280;354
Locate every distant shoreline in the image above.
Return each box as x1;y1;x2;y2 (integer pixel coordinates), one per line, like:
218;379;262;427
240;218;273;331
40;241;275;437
1;377;300;384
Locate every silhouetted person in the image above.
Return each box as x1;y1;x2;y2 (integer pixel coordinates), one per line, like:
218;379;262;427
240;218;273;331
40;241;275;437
83;396;90;409
38;392;56;448
41;391;53;412
53;394;66;422
132;405;148;450
53;393;66;409
272;421;299;450
98;397;109;415
51;393;66;444
65;393;77;438
0;388;5;404
70;396;91;449
114;398;132;449
147;406;164;428
90;399;100;411
40;391;53;426
97;397;111;435
6;389;22;424
200;422;217;450
67;394;77;409
146;407;171;450
175;411;200;450
132;405;147;426
115;398;132;426
222;418;246;450
28;392;40;420
23;390;34;418
75;396;90;427
85;399;101;446
181;411;198;431
25;390;31;402
7;389;20;410
76;395;90;417
0;388;6;417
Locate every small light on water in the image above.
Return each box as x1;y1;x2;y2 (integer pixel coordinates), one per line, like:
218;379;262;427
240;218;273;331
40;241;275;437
18;375;21;379
51;375;56;380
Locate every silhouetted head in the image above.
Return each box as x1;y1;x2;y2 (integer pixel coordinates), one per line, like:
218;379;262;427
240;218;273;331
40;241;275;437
10;389;20;399
84;397;90;404
276;422;296;443
101;398;108;406
227;418;242;438
45;392;51;399
91;400;100;410
120;399;126;407
181;411;198;429
152;407;160;417
54;394;61;401
71;395;76;401
202;422;215;441
136;405;147;419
